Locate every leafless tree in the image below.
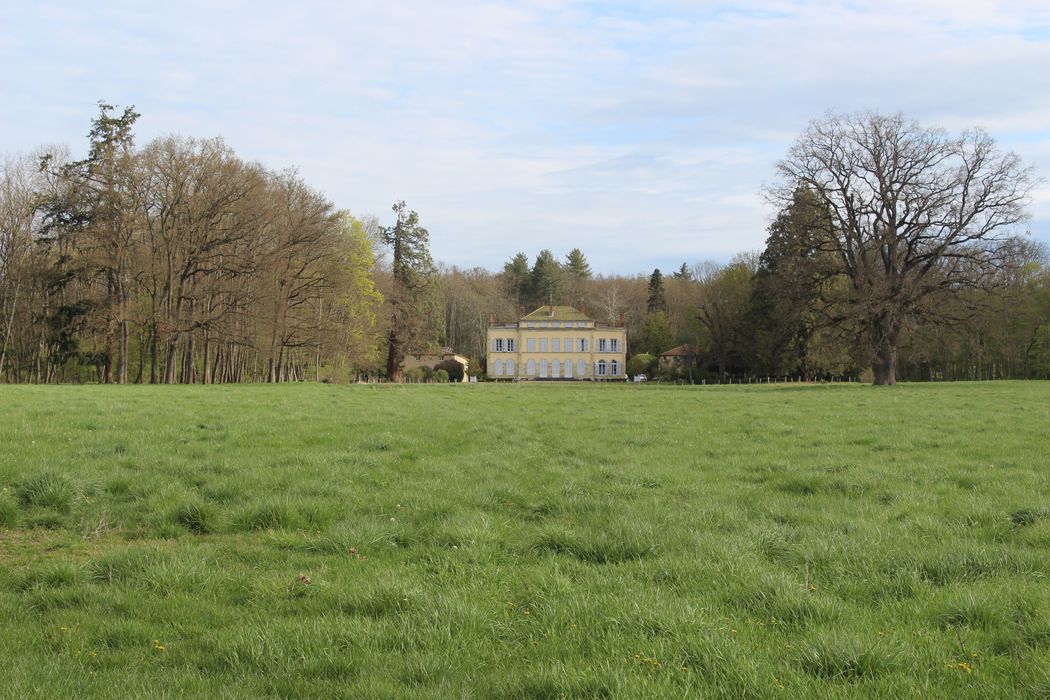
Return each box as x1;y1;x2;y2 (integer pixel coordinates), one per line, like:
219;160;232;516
775;112;1034;384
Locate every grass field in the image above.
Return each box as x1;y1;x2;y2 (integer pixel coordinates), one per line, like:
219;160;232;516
1;382;1049;698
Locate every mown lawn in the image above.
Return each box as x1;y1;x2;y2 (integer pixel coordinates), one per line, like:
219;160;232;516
1;382;1048;698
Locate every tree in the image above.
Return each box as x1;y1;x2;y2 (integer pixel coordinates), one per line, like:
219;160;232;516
775;112;1034;385
382;201;437;382
502;252;530;311
40;102;142;383
747;187;836;378
638;311;673;356
564;248;592;306
529;249;563;307
565;248;592;279
694;259;753;379
647;268;666;314
672;263;691;281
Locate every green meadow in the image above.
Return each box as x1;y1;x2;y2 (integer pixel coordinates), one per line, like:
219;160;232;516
1;382;1048;698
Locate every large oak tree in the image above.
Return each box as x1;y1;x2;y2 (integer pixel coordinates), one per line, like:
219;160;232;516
775;112;1034;384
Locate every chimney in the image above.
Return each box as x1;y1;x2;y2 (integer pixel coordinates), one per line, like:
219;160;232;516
618;312;625;327
548;304;554;318
488;313;495;325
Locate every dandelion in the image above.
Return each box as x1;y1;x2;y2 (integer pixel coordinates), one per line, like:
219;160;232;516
152;639;166;653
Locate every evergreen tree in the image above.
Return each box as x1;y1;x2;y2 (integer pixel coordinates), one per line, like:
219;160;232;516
746;186;835;378
647;268;667;314
502;252;530;311
529;249;563;307
383;201;437;382
564;248;592;308
564;248;591;279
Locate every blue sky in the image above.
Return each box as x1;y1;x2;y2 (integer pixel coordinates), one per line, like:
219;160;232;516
2;0;1048;273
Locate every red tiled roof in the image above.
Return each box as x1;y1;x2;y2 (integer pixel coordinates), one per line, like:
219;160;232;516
660;345;697;357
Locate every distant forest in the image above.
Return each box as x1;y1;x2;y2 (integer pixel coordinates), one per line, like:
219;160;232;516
1;105;1047;384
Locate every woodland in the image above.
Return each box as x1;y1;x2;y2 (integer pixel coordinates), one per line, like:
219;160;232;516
1;105;1047;385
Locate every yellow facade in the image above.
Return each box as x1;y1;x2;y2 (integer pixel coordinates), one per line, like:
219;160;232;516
486;305;627;380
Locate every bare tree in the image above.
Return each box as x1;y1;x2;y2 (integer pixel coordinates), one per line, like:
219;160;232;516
775;112;1034;384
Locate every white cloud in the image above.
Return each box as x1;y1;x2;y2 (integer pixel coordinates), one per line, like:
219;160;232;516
1;0;1047;270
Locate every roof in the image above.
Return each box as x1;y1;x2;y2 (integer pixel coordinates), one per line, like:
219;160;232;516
519;305;593;322
660;344;697;358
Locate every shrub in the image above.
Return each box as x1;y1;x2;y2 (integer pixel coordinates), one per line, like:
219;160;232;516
626;353;656;378
404;367;426;383
433;369;449;383
433;359;465;382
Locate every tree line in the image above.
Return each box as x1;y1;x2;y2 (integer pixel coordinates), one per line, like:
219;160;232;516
0;104;380;383
1;107;1045;384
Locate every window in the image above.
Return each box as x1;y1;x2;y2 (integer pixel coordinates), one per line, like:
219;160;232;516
564;337;572;351
610;360;619;376
507;338;516;352
526;359;535;376
540;338;548;352
506;359;516;376
552;359;560;377
494;338;504;352
527;338;536;352
527;322;536;328
564;360;573;377
540;321;548;328
494;359;504;376
552;338;560;352
610;339;619;352
578;338;587;352
597;360;607;376
539;360;548;378
598;339;608;352
576;321;585;328
577;360;586;376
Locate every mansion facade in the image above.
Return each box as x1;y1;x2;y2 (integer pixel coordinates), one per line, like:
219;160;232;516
487;305;627;380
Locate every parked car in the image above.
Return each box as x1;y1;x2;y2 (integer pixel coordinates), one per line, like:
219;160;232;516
633;374;647;383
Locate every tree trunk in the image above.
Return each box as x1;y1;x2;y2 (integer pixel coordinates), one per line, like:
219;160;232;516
870;312;900;386
118;318;129;384
0;283;18;384
164;338;178;384
386;328;403;382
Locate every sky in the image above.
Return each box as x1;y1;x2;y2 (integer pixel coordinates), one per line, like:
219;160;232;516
2;1;1049;274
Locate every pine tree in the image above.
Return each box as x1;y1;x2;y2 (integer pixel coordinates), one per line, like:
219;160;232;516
502;252;530;311
530;250;563;307
647;268;667;314
564;248;591;279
